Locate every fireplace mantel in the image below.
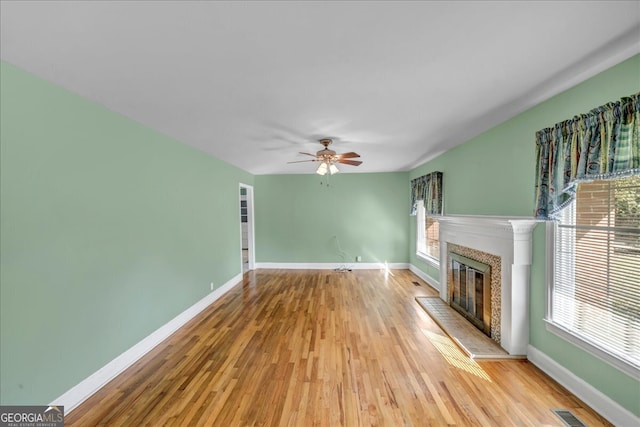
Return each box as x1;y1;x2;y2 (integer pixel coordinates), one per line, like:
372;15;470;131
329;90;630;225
437;215;540;355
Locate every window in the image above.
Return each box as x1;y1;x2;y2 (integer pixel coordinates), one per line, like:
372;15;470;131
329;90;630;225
240;200;248;223
416;200;440;266
546;175;640;377
426;216;440;260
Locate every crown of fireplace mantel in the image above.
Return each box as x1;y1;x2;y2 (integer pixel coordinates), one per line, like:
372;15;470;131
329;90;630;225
437;215;540;234
436;215;541;356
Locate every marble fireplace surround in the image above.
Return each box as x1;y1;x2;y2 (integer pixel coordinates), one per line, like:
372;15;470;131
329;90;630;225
437;215;539;356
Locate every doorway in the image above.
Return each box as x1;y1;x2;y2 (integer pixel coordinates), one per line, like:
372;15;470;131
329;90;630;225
239;184;255;272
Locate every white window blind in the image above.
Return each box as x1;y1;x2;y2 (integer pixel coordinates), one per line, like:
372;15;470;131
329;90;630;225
426;216;440;260
416;201;426;255
550;175;640;373
416;201;440;263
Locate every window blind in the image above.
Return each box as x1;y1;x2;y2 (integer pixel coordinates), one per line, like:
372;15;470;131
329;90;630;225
426;217;440;260
552;176;640;369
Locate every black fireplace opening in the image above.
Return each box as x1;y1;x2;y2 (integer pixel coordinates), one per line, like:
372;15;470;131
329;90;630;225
450;252;491;336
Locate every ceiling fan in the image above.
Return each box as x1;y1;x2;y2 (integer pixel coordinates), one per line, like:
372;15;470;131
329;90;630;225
288;138;362;175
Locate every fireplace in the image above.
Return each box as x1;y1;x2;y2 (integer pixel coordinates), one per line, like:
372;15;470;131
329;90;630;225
436;215;540;356
450;252;491;336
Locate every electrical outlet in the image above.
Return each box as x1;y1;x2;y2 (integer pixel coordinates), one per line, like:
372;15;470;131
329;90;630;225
356;256;362;262
210;282;214;291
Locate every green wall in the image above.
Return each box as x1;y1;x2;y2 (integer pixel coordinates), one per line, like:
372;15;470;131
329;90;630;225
410;55;640;416
255;173;409;265
0;62;253;404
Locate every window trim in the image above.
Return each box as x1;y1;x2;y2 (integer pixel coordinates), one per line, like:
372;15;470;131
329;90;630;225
545;221;640;380
415;201;440;269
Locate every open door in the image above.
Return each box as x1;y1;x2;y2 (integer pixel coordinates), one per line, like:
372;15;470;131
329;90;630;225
239;184;255;272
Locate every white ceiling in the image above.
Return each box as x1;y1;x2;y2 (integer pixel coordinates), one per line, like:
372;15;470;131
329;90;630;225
1;1;639;175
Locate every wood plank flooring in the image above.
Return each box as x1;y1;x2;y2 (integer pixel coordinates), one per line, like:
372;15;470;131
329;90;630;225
65;269;612;426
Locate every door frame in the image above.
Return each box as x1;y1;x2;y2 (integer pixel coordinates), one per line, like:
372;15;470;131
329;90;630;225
239;183;255;272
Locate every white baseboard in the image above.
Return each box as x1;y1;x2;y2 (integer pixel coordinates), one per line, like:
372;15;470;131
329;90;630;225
51;273;242;413
527;345;639;426
255;262;409;270
408;264;440;292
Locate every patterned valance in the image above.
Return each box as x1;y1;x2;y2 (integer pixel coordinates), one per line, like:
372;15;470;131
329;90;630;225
534;93;639;220
410;171;443;216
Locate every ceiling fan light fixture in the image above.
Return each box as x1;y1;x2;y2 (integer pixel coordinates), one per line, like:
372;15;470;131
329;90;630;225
289;138;362;174
316;162;328;175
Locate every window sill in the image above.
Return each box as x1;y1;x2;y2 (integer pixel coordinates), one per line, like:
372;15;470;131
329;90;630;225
416;252;440;269
544;319;640;380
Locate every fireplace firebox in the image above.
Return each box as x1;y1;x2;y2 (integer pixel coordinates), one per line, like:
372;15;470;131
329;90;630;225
450;252;491;336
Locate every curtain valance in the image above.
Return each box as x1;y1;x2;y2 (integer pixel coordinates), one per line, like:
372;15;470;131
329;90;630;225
534;93;639;220
410;171;443;216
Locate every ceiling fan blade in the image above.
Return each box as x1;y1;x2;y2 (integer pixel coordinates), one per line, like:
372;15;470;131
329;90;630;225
299;152;318;157
287;159;318;163
338;159;362;166
337;152;360;159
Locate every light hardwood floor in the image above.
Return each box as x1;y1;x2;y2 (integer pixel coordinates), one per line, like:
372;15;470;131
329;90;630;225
66;269;612;426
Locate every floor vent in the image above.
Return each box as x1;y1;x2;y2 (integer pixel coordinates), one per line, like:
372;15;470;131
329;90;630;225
552;409;587;427
412;281;421;287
